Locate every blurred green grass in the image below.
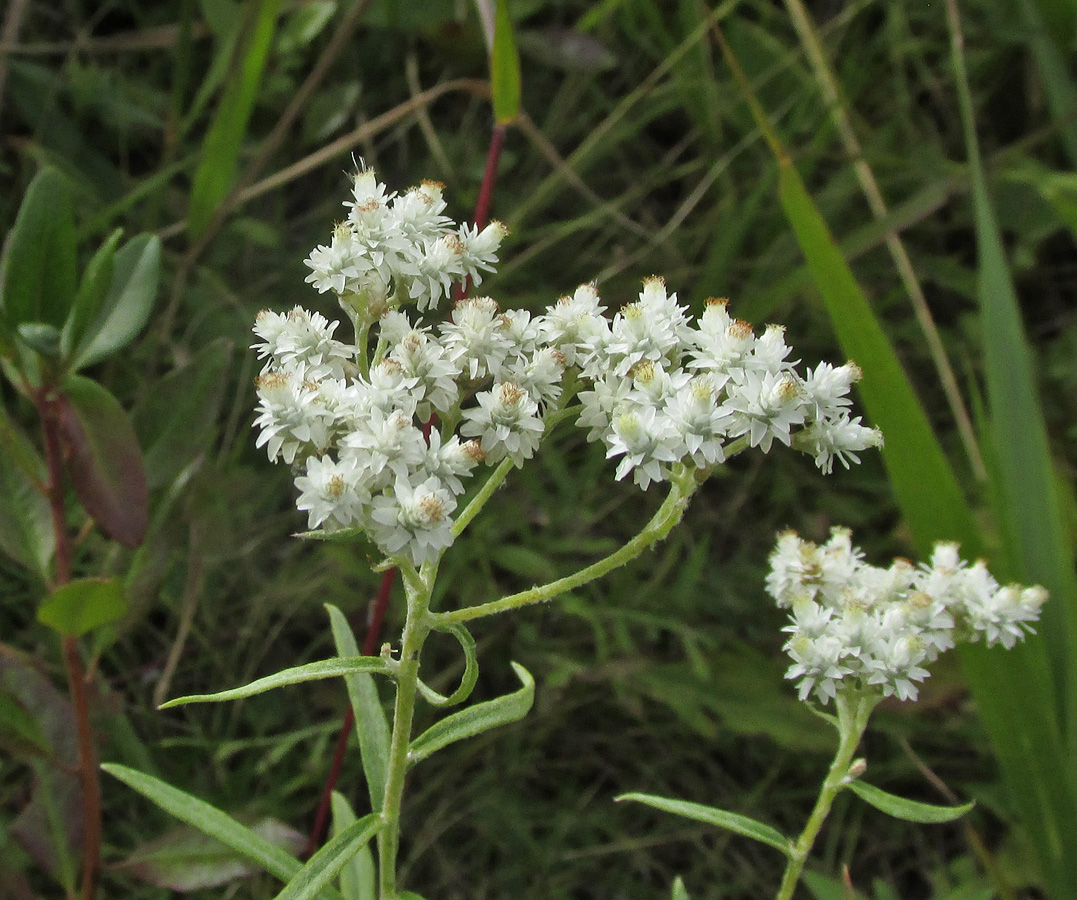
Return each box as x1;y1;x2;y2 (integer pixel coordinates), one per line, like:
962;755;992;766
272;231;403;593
1;0;1075;897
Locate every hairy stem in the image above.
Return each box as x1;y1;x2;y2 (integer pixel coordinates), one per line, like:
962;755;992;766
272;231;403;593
434;469;697;626
378;565;433;898
775;694;875;900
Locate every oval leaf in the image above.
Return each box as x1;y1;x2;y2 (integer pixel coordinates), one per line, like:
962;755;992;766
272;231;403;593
491;0;521;125
416;624;478;708
37;577;126;637
61;228;122;361
0;411;53;577
846;781;973;824
0;167;78;330
72;234;161;370
615;793;791;856
159;656;394;708
326;605;390;813
57;374;148;548
16;322;62;358
272;814;380;900
408;662;534;766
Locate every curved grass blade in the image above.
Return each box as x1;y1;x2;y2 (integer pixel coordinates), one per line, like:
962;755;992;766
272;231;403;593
159;657;393;709
408;662;534;766
616;793;791;856
329;792;375;900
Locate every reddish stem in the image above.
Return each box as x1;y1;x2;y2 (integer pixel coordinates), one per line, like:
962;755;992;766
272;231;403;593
36;390;101;900
453;122;507;302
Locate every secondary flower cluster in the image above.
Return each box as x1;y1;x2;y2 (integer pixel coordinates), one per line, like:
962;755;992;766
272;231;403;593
252;170;883;568
766;528;1048;704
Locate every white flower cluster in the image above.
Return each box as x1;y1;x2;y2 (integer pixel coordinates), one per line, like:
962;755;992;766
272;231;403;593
766;528;1048;704
305;170;507;314
253;170;884;569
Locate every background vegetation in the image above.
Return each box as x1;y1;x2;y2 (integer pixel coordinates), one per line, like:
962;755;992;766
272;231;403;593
1;0;1075;897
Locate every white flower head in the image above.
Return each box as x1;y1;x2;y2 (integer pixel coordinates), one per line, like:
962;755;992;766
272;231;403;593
369;476;457;566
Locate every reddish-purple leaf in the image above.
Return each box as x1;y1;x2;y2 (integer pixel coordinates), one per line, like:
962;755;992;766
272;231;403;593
57;375;148;548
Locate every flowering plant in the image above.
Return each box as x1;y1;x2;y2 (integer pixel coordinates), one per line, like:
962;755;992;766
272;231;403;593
105;169;888;900
621;528;1046;899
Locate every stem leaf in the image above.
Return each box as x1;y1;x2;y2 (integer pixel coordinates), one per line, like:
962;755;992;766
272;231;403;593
159;656;394;708
101;763;348;899
272;814;381;900
416;624;478;707
57;374;148;548
408;662;534;766
0;410;53;577
60;228;122;363
329;792;375;900
846;781;973;824
37;576;126;637
615;793;791;856
326;604;391;813
672;876;692;900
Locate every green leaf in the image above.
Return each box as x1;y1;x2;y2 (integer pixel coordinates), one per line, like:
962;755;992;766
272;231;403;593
16;322;62;357
159;656;394;708
71;234;161;370
0;167;78;330
0;409;53;577
616;793;791;855
57;374;148;548
671;876;692;900
416;624;478;707
187;0;283;238
101;764;348;898
408;662;534;766
37;577;126;637
118;819;304;891
329;793;375;900
491;0;522;125
326;605;390;813
60;228;122;362
846;781;973;824
273;814;380;900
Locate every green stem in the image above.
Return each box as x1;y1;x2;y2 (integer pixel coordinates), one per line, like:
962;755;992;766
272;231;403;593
434;468;698;626
378;564;433;898
452;457;514;538
774;693;875;900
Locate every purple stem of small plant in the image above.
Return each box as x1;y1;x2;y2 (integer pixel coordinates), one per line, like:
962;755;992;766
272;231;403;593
36;389;101;900
304;119;508;858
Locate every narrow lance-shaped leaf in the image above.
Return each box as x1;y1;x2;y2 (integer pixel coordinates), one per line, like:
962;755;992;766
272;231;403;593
57;375;148;548
616;793;791;856
159;656;394;709
671;876;692;900
326;605;391;812
0;408;53;577
272;814;380;900
329;793;375;900
0;167;78;330
72;234;161;370
491;0;521;125
37;577;126;638
845;781;973;824
408;662;534;766
100;763;344;898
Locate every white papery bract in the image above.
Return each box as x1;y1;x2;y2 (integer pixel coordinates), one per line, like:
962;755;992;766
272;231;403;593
254;170;885;569
767;528;1047;704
